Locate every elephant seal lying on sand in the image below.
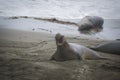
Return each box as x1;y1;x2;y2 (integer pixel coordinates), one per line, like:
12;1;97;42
90;41;120;55
50;33;106;61
78;16;104;34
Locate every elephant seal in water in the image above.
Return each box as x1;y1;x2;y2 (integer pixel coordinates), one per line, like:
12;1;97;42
78;16;104;34
90;41;120;55
50;33;105;61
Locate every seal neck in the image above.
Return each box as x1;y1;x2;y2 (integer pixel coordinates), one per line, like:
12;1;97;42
57;41;69;49
56;42;70;61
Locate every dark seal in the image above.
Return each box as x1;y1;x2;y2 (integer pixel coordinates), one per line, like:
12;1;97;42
78;16;104;34
90;41;120;55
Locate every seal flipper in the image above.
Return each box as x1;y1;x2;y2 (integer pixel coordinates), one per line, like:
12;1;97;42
50;56;55;60
50;51;57;60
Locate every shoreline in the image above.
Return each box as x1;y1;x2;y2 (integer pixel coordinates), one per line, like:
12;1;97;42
0;28;109;42
0;16;120;40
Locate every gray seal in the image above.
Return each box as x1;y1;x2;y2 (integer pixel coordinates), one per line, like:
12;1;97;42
50;33;105;61
90;41;120;55
78;16;104;34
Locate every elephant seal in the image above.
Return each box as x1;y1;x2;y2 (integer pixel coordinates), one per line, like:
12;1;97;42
50;33;105;61
78;16;104;34
90;41;120;55
116;39;120;41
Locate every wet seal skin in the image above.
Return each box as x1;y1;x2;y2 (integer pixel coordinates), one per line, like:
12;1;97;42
78;16;104;34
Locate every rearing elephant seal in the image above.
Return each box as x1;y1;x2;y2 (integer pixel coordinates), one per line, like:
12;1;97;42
90;41;120;55
50;33;105;61
78;16;104;34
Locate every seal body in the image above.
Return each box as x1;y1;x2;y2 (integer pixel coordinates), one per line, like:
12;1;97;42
50;33;104;61
90;41;120;55
68;43;103;60
78;16;104;34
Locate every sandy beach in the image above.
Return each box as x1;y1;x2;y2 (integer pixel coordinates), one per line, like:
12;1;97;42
0;0;120;80
0;28;120;80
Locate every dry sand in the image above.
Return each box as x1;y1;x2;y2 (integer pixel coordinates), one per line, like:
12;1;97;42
0;29;120;80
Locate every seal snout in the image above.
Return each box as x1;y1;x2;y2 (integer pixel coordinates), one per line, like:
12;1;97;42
55;33;65;46
58;35;64;43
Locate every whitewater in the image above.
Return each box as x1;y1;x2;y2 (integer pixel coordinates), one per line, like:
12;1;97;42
0;0;120;40
0;0;120;19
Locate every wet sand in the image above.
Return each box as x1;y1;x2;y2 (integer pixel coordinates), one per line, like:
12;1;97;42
0;29;120;80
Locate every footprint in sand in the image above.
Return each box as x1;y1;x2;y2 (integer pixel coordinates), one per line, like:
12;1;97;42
24;41;47;53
